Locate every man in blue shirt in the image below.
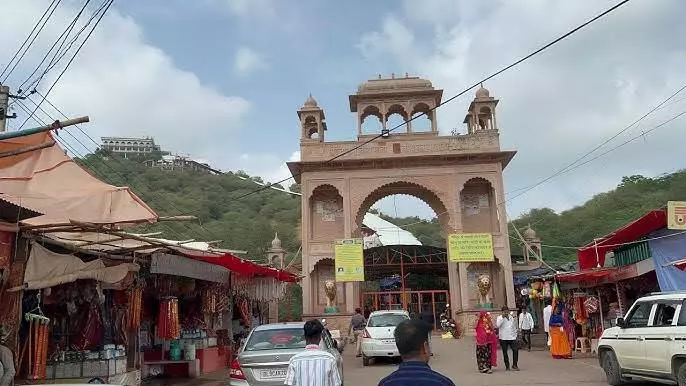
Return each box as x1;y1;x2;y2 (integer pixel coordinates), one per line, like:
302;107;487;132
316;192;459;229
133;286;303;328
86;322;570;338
378;319;455;386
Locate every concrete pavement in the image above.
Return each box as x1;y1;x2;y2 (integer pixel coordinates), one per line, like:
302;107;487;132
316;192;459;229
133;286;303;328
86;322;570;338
145;337;610;385
344;337;608;386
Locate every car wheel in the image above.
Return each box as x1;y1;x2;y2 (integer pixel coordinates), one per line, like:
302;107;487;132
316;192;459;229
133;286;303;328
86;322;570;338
677;362;686;386
362;355;371;367
601;351;624;386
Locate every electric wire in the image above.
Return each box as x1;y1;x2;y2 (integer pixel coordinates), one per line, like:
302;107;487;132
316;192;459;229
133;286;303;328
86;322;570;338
228;0;633;202
15;0;94;96
0;0;61;82
17;0;114;131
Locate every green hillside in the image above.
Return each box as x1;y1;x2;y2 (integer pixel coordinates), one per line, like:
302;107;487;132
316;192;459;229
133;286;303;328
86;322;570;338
510;173;686;264
76;152;686;266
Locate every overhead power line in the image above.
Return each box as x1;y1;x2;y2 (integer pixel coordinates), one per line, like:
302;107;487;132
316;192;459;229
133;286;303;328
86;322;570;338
228;0;632;202
0;0;62;83
15;0;94;95
17;0;114;131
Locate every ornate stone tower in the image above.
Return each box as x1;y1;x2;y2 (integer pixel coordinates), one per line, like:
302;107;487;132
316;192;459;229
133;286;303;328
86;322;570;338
522;226;542;262
267;233;286;323
289;76;517;326
349;74;442;135
463;84;499;133
298;95;327;142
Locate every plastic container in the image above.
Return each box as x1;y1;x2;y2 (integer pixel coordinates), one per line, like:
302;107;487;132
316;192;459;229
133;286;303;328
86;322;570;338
169;340;182;361
184;343;196;361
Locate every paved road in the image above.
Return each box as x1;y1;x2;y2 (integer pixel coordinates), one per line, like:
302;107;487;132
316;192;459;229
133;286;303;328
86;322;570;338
147;337;612;386
343;337;609;386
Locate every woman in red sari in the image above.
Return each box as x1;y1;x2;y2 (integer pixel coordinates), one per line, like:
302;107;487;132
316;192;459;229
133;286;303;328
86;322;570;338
474;311;498;373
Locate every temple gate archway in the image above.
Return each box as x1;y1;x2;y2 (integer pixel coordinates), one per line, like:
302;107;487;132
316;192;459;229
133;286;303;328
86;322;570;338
288;76;517;327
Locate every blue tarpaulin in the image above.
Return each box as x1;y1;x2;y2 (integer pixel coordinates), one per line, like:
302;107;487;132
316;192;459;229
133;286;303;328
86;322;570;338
648;228;686;291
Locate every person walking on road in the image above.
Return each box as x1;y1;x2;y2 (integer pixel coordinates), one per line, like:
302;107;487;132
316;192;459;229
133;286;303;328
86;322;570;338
543;300;553;348
518;307;534;352
378;319;455;386
474;311;498;374
496;306;519;371
285;319;342;386
419;306;435;356
349;308;366;358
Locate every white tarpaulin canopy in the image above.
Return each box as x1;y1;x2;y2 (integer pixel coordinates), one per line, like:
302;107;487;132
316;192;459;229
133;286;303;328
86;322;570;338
12;242;139;291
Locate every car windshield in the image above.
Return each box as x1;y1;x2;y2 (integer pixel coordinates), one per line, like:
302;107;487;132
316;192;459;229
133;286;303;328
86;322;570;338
368;313;409;327
244;328;306;351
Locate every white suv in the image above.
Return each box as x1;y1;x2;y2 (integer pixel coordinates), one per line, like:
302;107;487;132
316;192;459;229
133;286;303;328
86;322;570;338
598;292;686;386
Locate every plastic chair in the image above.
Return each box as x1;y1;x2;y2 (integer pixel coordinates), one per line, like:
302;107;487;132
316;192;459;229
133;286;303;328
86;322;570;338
575;337;591;353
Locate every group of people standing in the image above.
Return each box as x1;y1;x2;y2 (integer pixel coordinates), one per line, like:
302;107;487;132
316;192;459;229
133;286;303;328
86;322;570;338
474;301;573;374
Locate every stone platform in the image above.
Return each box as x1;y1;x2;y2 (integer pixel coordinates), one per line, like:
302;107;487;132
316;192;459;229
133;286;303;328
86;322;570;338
302;312;354;340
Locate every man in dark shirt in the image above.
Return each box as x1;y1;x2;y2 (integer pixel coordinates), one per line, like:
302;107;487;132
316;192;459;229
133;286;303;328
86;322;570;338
378;319;454;386
348;308;366;357
419;307;435;356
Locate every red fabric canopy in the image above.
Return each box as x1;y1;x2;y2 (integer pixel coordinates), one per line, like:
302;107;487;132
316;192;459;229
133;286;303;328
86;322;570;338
174;248;299;283
577;209;666;270
556;268;613;283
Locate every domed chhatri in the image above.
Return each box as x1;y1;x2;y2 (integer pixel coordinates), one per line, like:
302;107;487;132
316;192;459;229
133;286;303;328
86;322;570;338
523;225;537;240
303;94;318;108
475;85;490;99
271;232;282;250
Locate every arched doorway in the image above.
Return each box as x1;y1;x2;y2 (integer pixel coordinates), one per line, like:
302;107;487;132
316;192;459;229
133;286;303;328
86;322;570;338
359;194;449;329
288;77;517;329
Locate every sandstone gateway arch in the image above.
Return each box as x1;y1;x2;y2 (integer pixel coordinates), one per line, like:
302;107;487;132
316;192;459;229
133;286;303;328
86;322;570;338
287;76;517;328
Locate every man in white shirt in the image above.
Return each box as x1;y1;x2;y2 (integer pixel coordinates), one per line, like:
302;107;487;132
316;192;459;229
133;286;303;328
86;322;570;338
543;301;553;348
496;306;519;371
518;308;534;352
285;319;342;386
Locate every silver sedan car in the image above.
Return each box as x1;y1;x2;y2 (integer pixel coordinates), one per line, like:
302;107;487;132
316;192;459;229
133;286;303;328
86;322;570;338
229;322;344;386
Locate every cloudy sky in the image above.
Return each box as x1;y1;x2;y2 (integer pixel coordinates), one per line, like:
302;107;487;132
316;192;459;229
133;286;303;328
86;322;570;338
1;0;685;221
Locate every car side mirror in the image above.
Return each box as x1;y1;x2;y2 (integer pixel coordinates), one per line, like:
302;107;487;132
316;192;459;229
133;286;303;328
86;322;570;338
615;317;625;328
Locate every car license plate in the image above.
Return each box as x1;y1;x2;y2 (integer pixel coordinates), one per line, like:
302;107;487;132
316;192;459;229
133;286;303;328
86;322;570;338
382;339;395;344
260;368;287;379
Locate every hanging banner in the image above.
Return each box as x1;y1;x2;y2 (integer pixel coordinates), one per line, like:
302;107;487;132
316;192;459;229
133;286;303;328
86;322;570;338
334;238;364;282
667;201;686;230
448;233;494;262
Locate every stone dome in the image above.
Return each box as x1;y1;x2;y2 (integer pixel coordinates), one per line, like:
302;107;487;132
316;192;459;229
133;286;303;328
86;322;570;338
475;86;490;99
271;233;282;249
523;226;537;240
303;94;318;108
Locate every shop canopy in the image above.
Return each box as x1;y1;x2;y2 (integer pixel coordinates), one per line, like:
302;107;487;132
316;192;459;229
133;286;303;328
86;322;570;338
179;248;300;283
556;267;616;283
0;131;158;228
577;209;666;270
9;242;139;292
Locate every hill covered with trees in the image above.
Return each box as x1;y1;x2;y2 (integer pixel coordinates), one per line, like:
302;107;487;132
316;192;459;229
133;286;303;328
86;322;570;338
76;152;686;265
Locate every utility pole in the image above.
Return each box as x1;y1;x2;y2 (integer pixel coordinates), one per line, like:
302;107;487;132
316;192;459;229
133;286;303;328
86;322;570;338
0;85;21;132
0;85;10;132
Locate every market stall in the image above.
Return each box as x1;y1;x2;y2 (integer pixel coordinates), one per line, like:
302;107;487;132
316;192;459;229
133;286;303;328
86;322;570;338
7;242;142;385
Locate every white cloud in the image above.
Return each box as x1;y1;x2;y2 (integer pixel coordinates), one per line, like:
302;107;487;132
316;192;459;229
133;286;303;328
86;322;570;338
0;1;250;164
236;151;300;187
233;47;268;76
357;0;686;218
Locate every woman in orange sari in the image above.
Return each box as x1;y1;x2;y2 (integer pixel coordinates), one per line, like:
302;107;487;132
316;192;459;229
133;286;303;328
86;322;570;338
549;306;572;359
474;311;498;373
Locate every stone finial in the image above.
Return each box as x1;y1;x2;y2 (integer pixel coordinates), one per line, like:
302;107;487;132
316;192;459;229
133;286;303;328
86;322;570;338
303;94;318;108
271;232;282;250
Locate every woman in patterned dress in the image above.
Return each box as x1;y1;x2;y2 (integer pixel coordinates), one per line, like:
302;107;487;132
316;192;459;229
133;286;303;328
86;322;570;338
474;311;498;373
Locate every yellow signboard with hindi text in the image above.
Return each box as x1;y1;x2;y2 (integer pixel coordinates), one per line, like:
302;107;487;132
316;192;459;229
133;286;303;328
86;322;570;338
448;233;494;262
668;201;686;230
334;238;364;282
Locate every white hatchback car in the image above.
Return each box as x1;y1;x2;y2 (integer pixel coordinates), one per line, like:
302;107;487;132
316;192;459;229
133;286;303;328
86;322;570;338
361;310;410;366
598;292;686;386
